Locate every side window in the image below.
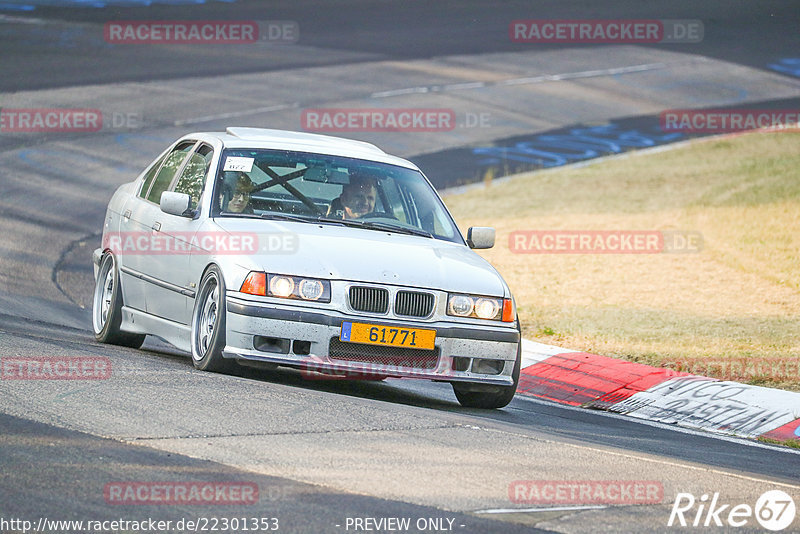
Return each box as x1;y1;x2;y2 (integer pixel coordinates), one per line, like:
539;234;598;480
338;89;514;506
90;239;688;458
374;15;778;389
380;179;409;224
145;141;195;204
173;144;214;210
138;153;167;199
406;181;454;238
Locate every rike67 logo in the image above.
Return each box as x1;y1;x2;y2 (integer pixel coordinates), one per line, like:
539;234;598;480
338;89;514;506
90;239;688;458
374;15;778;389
668;490;796;531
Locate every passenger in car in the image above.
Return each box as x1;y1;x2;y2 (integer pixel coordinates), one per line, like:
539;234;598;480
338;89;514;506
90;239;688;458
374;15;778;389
222;172;256;214
327;175;377;219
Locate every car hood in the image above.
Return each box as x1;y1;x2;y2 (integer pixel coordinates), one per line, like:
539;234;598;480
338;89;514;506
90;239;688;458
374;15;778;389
209;218;507;296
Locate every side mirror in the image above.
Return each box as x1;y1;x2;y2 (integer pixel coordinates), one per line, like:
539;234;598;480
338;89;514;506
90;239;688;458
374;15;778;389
466;227;495;249
160;191;192;217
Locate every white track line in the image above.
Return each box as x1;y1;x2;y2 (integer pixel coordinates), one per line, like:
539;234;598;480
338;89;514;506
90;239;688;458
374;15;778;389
371;62;666;98
474;505;608;514
173;62;666;126
174;103;299;126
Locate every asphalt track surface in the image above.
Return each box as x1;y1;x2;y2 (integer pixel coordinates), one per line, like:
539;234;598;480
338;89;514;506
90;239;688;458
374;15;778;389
1;1;800;532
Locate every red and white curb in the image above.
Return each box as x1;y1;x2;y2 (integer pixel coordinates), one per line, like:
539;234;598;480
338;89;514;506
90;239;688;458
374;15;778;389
519;339;800;444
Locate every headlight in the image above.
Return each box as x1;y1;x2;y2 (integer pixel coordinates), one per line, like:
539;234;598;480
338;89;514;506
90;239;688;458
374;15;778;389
447;294;514;322
447;294;474;316
269;275;295;298
474;298;500;319
240;272;331;303
298;279;324;300
268;274;330;302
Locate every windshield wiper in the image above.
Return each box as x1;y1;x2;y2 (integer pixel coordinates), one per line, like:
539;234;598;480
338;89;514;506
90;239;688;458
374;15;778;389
315;217;432;238
229;213;432;238
215;212;261;219
260;212;319;223
361;220;433;238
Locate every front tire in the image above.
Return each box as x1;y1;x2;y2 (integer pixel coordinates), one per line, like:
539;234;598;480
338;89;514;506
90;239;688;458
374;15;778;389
191;266;234;373
452;342;521;409
92;252;145;348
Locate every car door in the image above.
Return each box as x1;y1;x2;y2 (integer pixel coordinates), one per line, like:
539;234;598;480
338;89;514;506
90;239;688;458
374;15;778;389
114;149;170;313
145;142;216;326
120;140;196;319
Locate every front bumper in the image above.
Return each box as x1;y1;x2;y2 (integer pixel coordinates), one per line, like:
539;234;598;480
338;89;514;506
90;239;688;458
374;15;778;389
223;295;520;385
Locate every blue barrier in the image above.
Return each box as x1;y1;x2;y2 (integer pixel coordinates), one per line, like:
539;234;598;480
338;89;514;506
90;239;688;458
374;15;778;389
0;0;236;10
472;123;683;167
768;58;800;78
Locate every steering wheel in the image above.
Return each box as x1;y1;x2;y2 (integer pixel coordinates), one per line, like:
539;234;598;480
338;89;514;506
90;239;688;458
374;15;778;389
357;211;398;220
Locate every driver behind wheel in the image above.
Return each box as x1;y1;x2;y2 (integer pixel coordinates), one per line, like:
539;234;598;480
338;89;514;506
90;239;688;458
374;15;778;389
327;174;377;219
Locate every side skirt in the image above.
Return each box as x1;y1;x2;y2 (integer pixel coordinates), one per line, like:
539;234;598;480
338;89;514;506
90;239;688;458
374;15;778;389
120;306;191;353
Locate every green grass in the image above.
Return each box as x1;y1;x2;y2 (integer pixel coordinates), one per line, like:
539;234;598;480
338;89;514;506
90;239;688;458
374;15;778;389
443;131;800;390
758;437;800;450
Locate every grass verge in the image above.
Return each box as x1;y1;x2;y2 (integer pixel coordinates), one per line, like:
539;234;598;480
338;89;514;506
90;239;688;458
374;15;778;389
443;131;800;390
758;437;800;450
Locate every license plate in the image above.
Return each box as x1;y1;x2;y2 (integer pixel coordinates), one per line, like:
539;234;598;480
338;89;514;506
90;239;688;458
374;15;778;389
340;321;436;350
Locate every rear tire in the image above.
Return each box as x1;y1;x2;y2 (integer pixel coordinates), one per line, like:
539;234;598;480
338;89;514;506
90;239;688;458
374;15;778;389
92;252;146;349
191;266;235;373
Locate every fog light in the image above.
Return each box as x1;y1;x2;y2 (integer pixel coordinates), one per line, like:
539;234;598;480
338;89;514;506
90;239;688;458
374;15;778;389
473;358;504;375
254;336;290;354
451;357;471;372
293;340;311;355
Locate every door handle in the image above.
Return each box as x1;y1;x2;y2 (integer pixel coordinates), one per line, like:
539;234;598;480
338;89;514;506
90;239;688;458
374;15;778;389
123;209;131;220
152;222;161;232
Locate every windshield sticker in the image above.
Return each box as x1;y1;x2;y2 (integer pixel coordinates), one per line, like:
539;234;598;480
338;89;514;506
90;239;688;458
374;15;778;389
223;156;254;173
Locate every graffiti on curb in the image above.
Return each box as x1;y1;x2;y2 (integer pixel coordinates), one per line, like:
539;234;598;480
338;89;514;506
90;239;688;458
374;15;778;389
610;377;800;437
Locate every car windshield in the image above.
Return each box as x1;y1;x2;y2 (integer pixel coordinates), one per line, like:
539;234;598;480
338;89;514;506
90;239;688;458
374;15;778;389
212;148;462;243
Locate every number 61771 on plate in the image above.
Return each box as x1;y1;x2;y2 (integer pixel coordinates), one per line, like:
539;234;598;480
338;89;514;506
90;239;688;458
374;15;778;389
340;321;436;350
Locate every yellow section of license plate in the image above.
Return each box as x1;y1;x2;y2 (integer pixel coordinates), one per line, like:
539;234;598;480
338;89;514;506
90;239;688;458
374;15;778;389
340;321;436;350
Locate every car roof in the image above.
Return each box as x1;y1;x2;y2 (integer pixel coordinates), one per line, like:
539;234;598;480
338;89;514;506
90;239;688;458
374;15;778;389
191;127;420;170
